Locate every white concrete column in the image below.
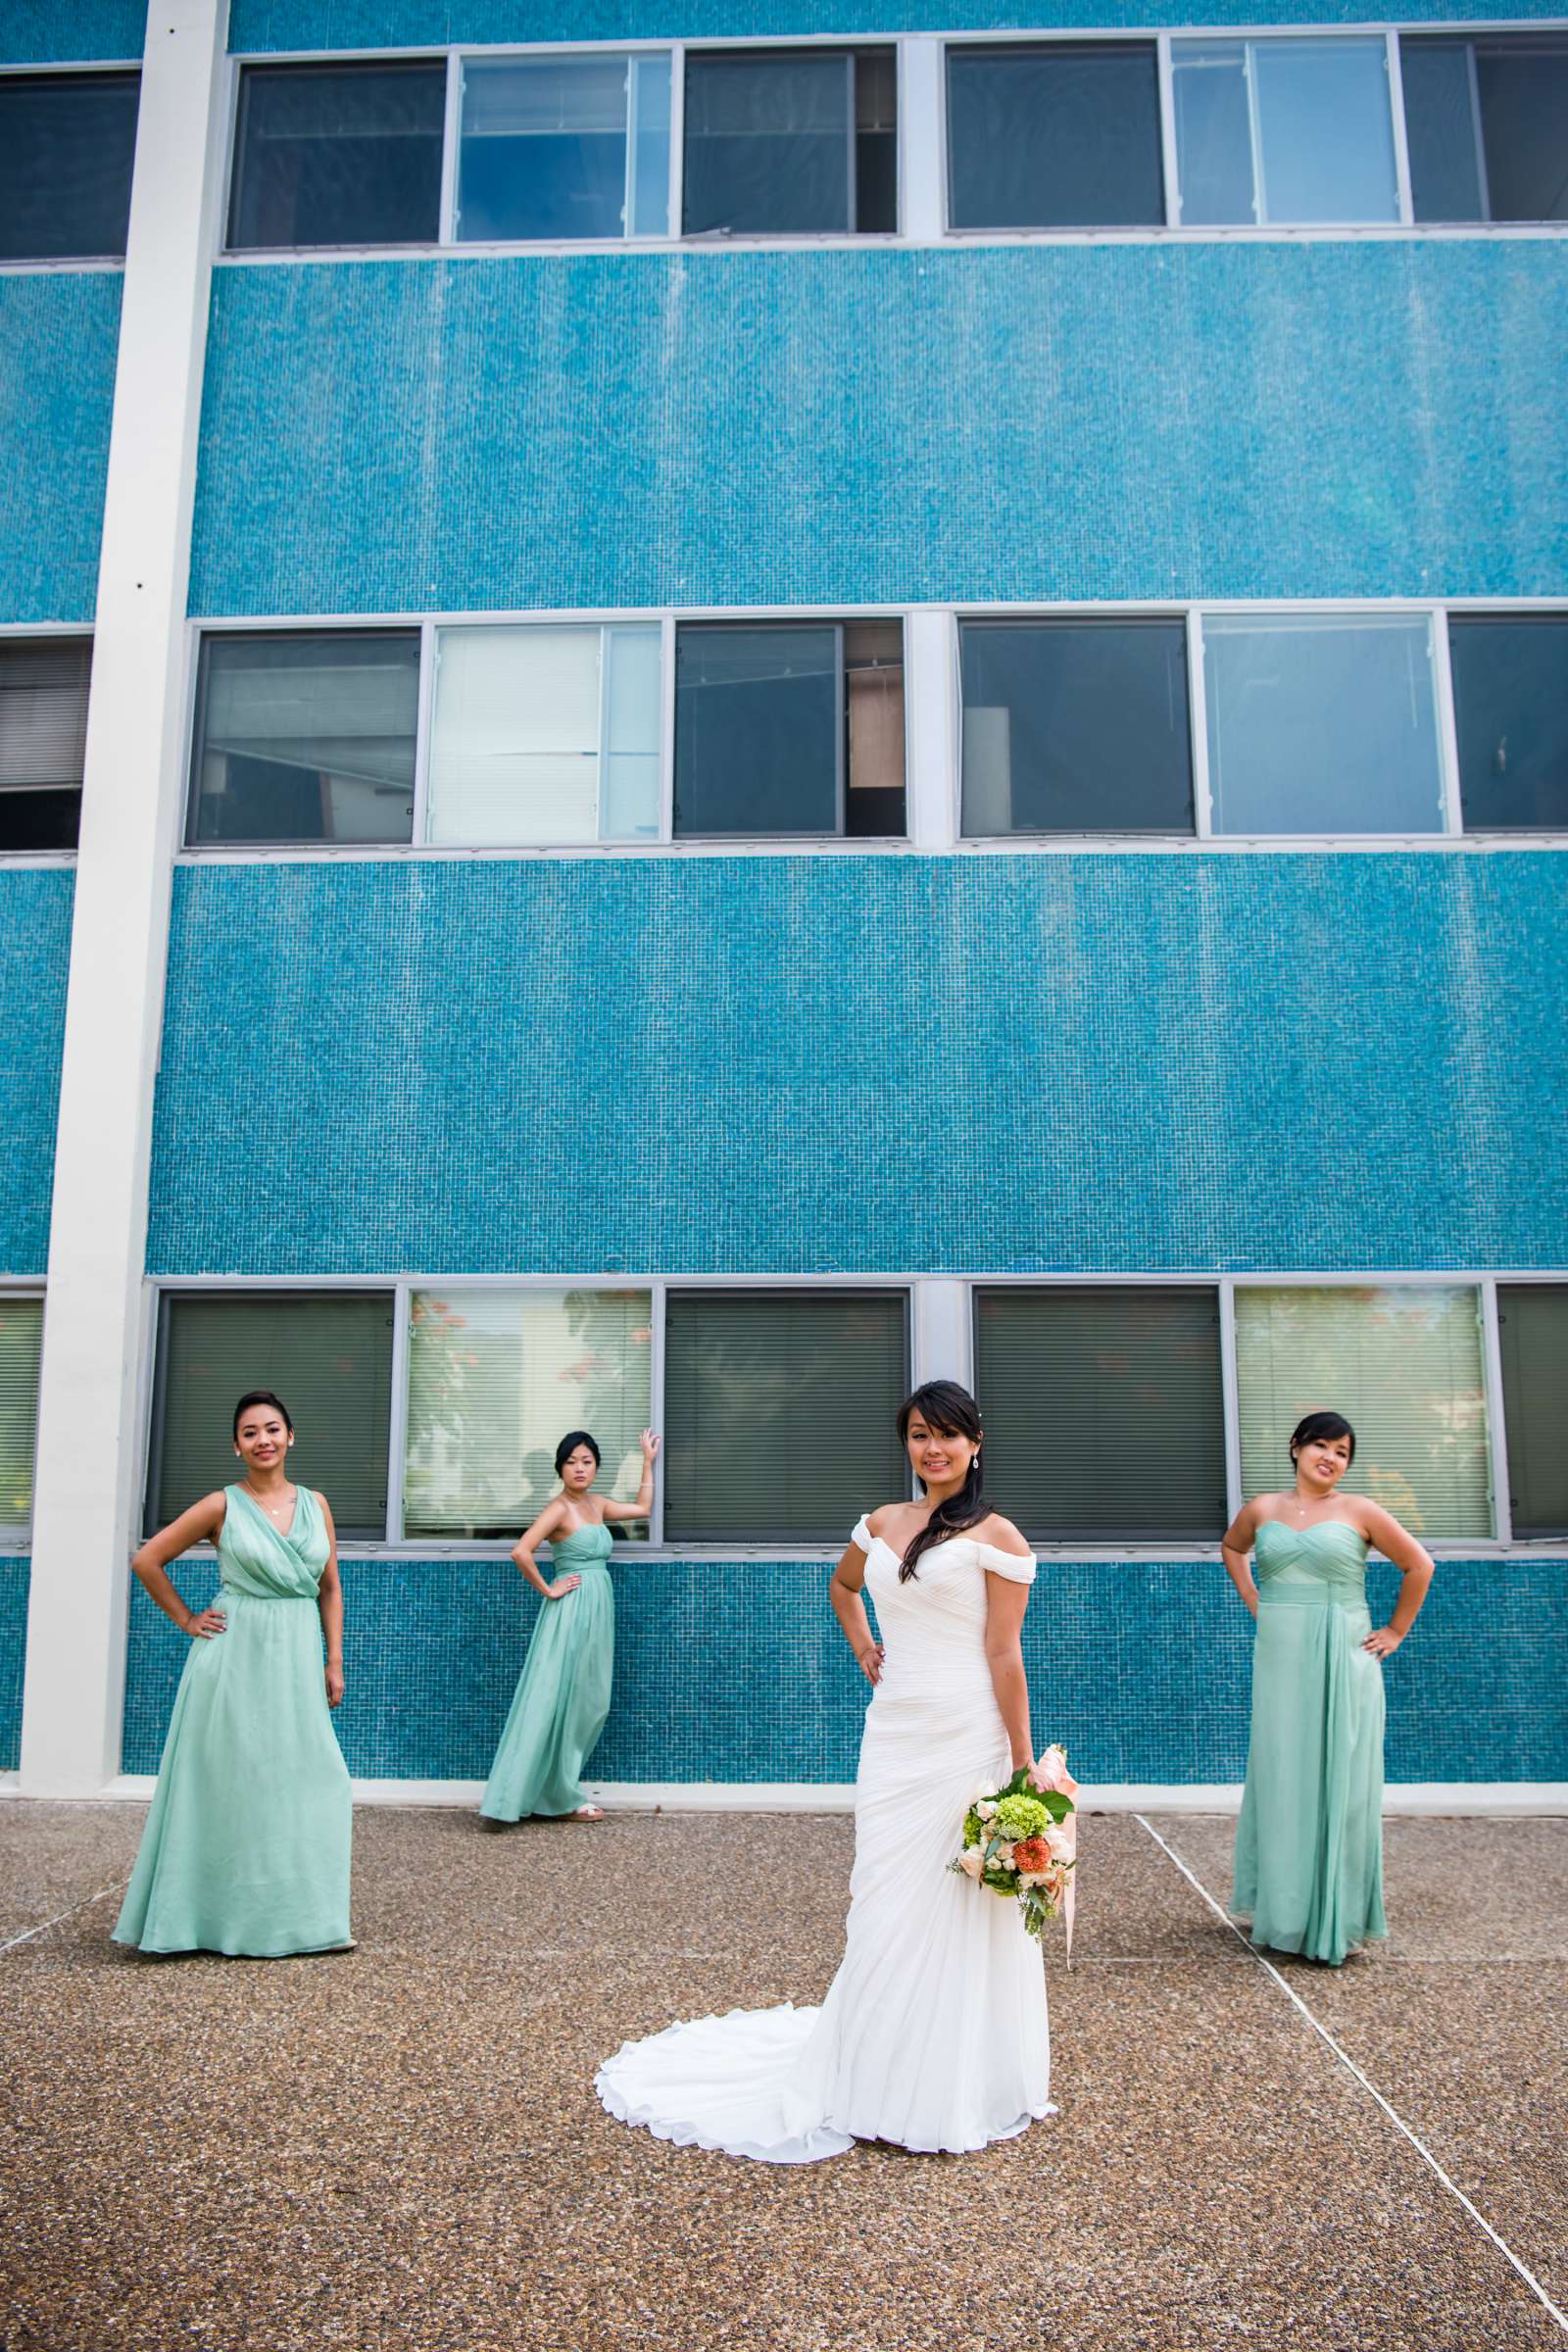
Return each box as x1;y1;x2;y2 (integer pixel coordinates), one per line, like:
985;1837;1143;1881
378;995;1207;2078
912;1279;971;1393
905;608;959;850
899;36;946;243
20;0;230;1795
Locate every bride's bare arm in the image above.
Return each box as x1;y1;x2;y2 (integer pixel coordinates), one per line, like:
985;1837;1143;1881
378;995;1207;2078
984;1577;1033;1775
829;1533;884;1687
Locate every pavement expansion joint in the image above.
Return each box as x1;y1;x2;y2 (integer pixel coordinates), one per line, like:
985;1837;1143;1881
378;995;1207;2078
0;1876;129;1956
1133;1811;1568;2342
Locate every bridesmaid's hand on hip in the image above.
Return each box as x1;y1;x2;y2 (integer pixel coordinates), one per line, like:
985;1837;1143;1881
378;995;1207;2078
1362;1625;1402;1658
183;1607;226;1640
547;1575;582;1600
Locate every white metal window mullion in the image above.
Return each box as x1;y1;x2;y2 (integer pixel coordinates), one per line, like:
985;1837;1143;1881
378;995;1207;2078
1188;610;1214;838
1218;1276;1244;1525
1432;605;1466;837
411;618;436;845
439;51;463;245
595;622;612;842
913;1277;970;1394
386;1278;413;1544
1480;1278;1514;1545
660;612;677;841
898;35;945;241
1156;33;1181;229
1385;31;1415;228
650;1278;667;1546
668;44;686;240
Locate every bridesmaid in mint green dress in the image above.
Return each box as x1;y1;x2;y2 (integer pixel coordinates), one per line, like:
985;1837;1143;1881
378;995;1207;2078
481;1427;659;1826
114;1389;352;1957
1223;1410;1434;1966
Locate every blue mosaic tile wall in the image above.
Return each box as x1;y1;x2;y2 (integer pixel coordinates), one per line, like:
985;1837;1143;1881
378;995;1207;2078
0;2;144;65
229;0;1568;51
147;852;1568;1278
188;242;1568;616
120;1554;1568;1784
0;868;74;1277
0;274;122;627
0;1558;26;1773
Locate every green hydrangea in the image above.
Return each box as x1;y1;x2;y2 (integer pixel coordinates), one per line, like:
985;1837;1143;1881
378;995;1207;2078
962;1806;984;1847
994;1793;1052;1841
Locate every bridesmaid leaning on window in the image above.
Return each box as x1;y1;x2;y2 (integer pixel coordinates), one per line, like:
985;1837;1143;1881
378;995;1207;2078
1222;1411;1434;1967
114;1389;354;1958
480;1428;660;1829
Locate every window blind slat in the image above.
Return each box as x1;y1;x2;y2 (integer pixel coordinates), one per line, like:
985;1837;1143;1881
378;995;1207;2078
1497;1286;1568;1536
0;641;91;790
0;1298;43;1537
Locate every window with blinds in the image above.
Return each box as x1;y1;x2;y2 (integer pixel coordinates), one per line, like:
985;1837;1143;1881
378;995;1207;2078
1235;1286;1492;1539
664;1291;909;1543
973;1287;1226;1540
0;638;91;852
1496;1286;1568;1537
403;1288;653;1540
0;1298;43;1538
148;1294;396;1538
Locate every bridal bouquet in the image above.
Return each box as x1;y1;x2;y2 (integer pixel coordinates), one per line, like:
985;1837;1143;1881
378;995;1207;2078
952;1747;1078;1955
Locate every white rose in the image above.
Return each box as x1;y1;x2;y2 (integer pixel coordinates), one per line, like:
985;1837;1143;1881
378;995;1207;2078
977;1800;999;1822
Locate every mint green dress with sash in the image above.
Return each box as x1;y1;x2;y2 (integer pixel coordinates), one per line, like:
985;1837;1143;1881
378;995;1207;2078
480;1521;615;1821
1231;1520;1388;1967
114;1484;353;1957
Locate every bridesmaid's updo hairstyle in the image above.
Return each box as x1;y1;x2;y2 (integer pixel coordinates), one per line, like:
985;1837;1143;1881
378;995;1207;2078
555;1430;602;1475
1290;1409;1356;1467
896;1381;989;1583
232;1389;293;1439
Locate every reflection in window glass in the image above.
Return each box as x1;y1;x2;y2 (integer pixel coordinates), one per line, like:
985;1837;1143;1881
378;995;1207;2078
188;634;419;846
0;1298;42;1537
674;622;905;837
457;52;670;241
428;624;661;846
664;1291;908;1543
0;638;91;853
1403;33;1568;222
1496;1287;1568;1537
960;620;1193;834
404;1288;652;1540
0;72;139;262
1235;1286;1491;1539
228;61;445;250
683;47;896;235
1449;615;1568;832
947;44;1164;231
1173;38;1398;225
149;1293;396;1538
1203;615;1444;836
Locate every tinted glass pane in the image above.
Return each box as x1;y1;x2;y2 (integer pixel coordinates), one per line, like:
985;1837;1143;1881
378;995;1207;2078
1497;1287;1568;1536
229;62;444;250
975;1289;1226;1540
628;52;672;236
1251;39;1397;224
960;621;1193;834
1449;616;1568;831
853;46;898;234
684;51;853;234
0;1298;42;1535
1204;616;1443;836
1173;43;1254;225
459;56;631;241
675;625;839;835
190;633;418;846
664;1292;908;1543
150;1294;396;1539
948;44;1163;230
0;637;89;851
1474;36;1568;223
0;73;138;262
844;620;906;837
1401;39;1486;223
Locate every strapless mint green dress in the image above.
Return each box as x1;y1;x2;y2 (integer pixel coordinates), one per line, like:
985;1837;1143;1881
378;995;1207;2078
1232;1520;1387;1966
114;1485;353;1956
481;1521;615;1821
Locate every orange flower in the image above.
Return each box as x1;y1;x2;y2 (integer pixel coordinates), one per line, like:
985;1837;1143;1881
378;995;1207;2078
1011;1837;1050;1874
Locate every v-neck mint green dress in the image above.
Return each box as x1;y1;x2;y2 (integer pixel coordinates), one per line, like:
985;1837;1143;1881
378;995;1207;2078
1231;1520;1387;1967
114;1485;353;1957
481;1521;615;1821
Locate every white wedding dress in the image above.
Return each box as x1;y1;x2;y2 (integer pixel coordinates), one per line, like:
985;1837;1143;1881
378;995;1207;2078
595;1517;1052;2161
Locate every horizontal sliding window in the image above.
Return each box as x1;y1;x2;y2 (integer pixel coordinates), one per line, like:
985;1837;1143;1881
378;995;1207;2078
1173;37;1398;227
457;52;670;241
1236;1286;1491;1540
947;42;1164;232
0;1298;43;1540
664;1290;908;1543
188;632;419;847
428;623;661;845
1496;1287;1568;1538
1402;33;1568;224
148;1293;396;1540
674;620;904;837
228;60;445;251
975;1287;1226;1541
0;638;90;852
960;618;1192;835
0;72;139;263
1203;613;1444;836
683;47;896;236
1448;614;1568;833
404;1288;652;1540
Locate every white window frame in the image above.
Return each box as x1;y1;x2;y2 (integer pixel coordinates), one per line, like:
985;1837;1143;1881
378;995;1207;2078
0;1282;45;1548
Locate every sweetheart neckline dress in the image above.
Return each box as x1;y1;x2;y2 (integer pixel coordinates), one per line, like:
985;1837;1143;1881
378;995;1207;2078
480;1519;616;1821
595;1519;1053;2161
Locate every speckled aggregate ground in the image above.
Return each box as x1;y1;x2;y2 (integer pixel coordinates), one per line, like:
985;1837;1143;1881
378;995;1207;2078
0;1806;1563;2352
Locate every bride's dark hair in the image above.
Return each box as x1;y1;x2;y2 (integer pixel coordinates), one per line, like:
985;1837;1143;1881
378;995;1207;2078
896;1381;988;1582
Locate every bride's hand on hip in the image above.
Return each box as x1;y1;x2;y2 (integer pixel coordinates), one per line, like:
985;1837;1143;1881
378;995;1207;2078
854;1641;884;1687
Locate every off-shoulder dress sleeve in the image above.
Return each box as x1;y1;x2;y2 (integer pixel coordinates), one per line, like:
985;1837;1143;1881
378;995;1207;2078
849;1514;875;1555
975;1542;1036;1585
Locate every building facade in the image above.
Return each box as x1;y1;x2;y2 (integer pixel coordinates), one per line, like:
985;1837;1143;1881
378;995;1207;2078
2;0;1565;1802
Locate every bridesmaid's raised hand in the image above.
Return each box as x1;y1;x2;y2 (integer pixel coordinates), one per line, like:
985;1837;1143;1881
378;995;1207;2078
547;1574;582;1600
640;1430;662;1463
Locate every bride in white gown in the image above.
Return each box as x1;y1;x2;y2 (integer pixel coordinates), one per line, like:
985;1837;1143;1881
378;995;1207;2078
596;1381;1057;2161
